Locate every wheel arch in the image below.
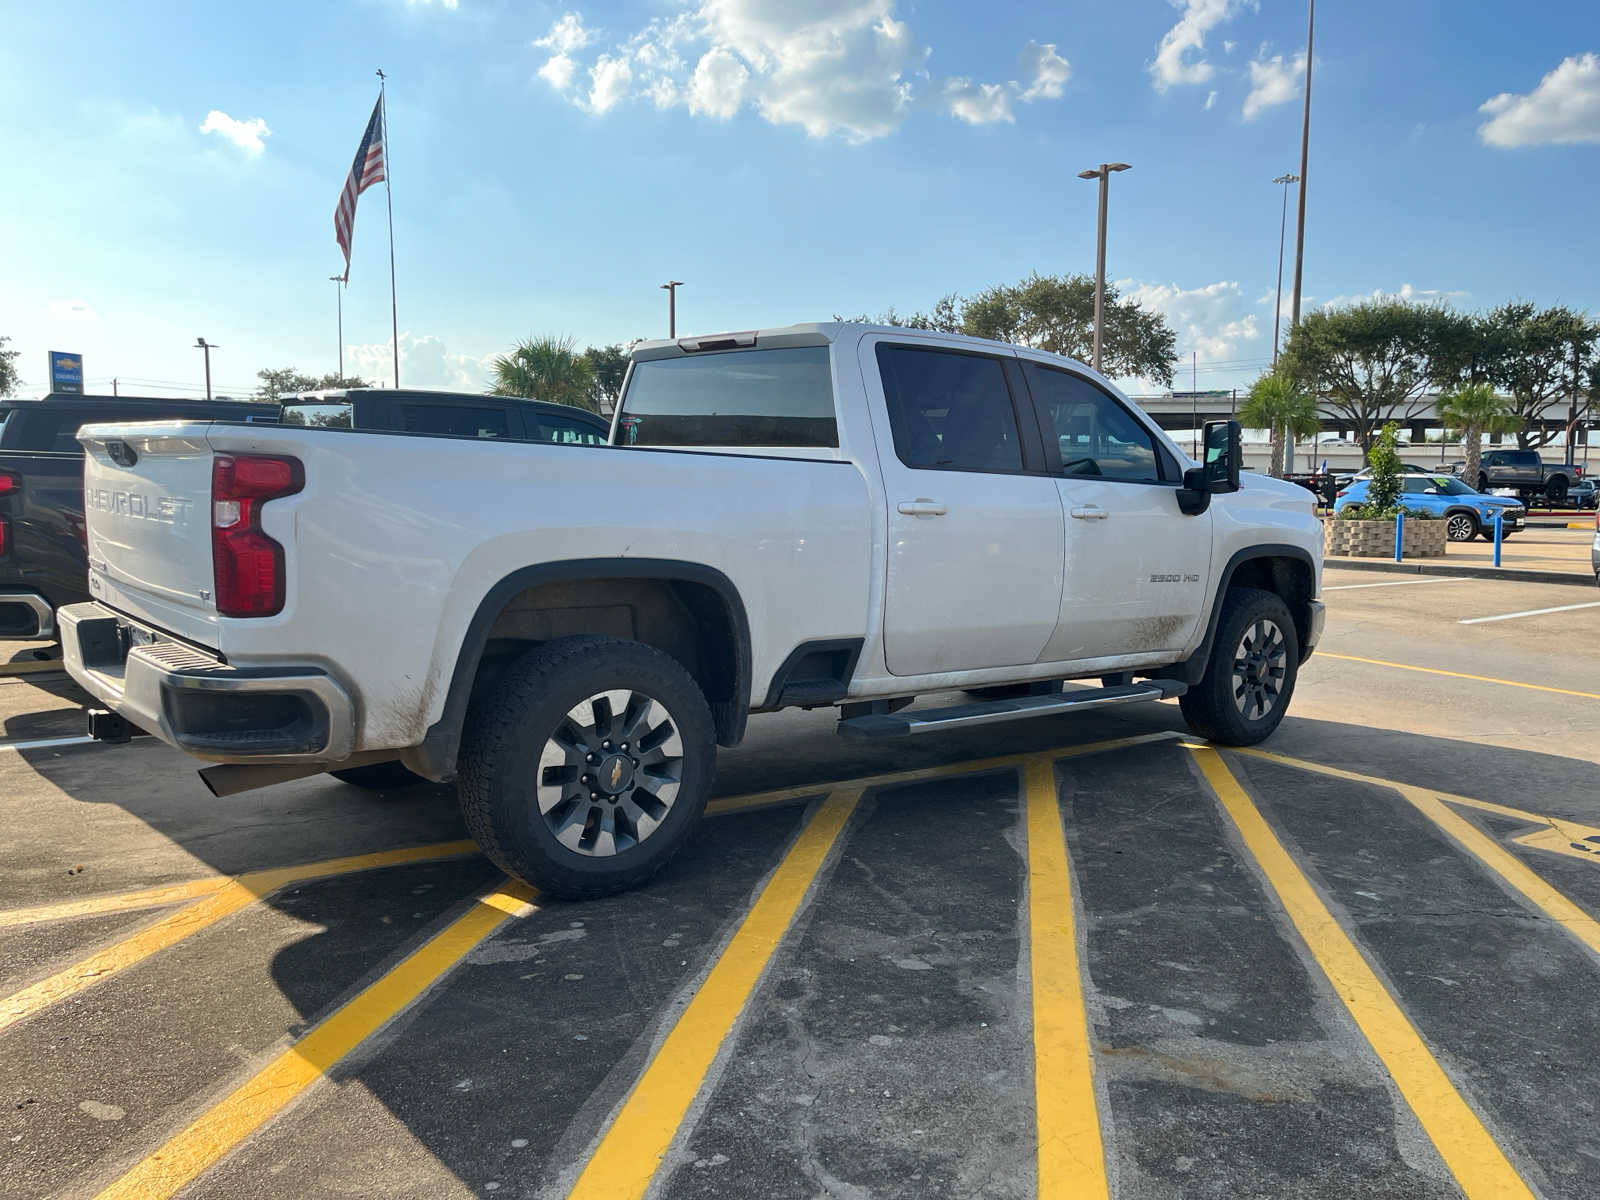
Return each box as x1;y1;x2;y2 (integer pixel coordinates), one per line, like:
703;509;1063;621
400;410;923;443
407;558;752;781
1163;545;1317;686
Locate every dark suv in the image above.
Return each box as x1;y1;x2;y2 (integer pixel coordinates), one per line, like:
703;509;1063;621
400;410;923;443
0;392;277;638
278;388;610;444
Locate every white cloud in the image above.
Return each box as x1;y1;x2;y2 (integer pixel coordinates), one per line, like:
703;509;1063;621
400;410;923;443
531;2;1065;142
687;46;750;119
587;54;634;114
407;0;459;7
944;79;1012;125
198;109;270;155
1204;89;1217;110
1017;41;1069;102
534;11;594;54
1122;279;1260;361
1223;39;1236;54
346;333;491;392
1316;283;1469;311
1479;52;1600;148
1243;50;1304;120
1150;0;1248;92
538;53;577;91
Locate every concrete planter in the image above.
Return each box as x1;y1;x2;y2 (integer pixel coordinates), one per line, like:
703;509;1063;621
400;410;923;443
1323;516;1447;558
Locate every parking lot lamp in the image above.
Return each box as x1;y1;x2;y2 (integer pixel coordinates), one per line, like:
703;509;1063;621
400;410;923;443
660;281;683;339
194;337;217;401
1077;162;1132;373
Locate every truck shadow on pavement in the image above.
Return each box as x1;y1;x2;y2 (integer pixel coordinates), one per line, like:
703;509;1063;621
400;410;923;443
8;704;1600;1198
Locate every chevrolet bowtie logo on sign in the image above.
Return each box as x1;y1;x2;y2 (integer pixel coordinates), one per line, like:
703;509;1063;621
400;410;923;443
48;350;84;394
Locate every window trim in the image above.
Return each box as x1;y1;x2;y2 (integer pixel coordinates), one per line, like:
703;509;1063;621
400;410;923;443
1017;359;1178;487
874;342;1048;478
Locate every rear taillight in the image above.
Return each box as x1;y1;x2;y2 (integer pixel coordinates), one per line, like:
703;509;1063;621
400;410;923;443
0;471;17;497
211;454;302;617
1335;489;1348;498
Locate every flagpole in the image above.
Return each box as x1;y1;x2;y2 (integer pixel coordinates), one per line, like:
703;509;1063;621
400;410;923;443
378;69;399;388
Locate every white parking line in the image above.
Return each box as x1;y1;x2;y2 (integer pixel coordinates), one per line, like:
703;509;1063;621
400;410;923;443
0;734;98;754
1459;600;1600;625
1325;578;1467;591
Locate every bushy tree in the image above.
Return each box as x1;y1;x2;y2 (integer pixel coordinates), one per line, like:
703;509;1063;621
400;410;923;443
0;336;19;398
1437;381;1521;490
255;367;370;401
1485;302;1597;450
491;335;597;411
1240;370;1319;478
581;343;631;413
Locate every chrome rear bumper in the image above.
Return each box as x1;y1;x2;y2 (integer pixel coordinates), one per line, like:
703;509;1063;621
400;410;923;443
0;591;54;639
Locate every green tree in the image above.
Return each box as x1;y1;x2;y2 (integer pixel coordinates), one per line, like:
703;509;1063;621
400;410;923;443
1436;381;1521;490
1280;300;1458;459
580;344;631;413
0;336;19;398
1485;302;1598;449
1239;370;1319;478
491;335;597;411
255;367;371;401
1365;422;1405;514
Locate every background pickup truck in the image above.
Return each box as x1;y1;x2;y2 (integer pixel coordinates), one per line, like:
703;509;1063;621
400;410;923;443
1452;449;1584;505
61;323;1325;898
0;392;276;638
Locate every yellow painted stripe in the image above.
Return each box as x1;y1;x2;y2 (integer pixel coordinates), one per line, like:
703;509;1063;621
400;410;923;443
0;840;479;1032
705;730;1183;818
1189;747;1535;1199
0;876;233;930
567;790;860;1200
95;880;535;1200
1511;823;1600;867
1318;651;1600;701
1396;786;1600;958
1024;757;1109;1200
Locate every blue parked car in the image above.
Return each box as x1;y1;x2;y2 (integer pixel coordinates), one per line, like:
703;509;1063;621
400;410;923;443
1335;473;1527;542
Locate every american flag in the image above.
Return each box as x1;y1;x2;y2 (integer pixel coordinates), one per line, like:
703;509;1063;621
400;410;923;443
334;96;386;282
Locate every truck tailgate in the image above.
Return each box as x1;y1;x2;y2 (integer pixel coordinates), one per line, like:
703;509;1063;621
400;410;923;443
79;424;219;648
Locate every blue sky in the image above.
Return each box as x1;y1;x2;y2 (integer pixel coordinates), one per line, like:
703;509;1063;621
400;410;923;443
2;0;1597;399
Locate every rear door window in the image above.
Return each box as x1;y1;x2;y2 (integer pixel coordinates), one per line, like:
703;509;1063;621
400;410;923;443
399;404;510;439
538;413;608;445
876;344;1023;472
618;346;836;448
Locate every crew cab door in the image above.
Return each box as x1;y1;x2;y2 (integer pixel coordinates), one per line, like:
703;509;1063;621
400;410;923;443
1018;361;1212;659
863;337;1065;676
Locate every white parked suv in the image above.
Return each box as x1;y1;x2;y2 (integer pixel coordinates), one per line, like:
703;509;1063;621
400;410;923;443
61;324;1324;897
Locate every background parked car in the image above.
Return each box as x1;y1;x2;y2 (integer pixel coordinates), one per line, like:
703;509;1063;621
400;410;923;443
1336;473;1526;542
1565;478;1597;510
278;388;610;444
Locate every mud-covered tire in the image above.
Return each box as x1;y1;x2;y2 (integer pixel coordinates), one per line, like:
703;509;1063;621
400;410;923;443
1179;587;1299;747
329;762;425;790
457;636;716;900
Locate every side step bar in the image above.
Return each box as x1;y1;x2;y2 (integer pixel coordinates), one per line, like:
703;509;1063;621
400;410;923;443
837;680;1186;740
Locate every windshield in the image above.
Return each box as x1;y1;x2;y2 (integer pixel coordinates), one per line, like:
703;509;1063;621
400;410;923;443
1422;475;1475;495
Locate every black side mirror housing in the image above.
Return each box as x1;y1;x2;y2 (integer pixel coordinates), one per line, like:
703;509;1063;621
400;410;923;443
1177;419;1242;515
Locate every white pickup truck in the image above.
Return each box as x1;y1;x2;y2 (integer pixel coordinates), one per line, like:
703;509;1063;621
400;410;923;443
62;323;1324;897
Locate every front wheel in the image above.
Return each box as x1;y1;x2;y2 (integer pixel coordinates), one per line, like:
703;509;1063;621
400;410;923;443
1446;512;1479;542
457;636;716;900
1547;478;1569;506
1179;587;1299;746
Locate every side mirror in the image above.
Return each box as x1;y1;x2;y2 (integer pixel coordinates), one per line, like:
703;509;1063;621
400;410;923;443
1203;419;1242;492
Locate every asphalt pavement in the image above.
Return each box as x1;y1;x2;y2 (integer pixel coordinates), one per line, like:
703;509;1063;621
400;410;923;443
4;574;1600;1199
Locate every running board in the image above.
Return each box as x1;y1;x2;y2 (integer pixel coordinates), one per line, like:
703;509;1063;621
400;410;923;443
837;680;1186;740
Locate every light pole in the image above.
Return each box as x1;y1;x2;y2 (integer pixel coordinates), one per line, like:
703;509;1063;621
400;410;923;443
1288;0;1315;331
1271;173;1299;368
1077;162;1131;373
329;275;345;381
660;280;683;338
194;337;217;401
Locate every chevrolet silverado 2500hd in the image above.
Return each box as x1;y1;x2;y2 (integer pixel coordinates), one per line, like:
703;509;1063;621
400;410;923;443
61;324;1324;898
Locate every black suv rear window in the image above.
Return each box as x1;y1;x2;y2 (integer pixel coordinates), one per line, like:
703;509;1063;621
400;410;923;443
618;347;836;448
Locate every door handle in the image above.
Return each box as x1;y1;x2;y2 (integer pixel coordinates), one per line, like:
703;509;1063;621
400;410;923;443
1069;505;1109;520
897;499;948;517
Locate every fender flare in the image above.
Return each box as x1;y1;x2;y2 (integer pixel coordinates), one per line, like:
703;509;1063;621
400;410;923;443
408;557;752;781
1168;544;1317;685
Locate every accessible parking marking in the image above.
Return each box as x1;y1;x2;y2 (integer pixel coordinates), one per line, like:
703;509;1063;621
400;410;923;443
94;880;537;1200
1189;747;1536;1200
567;789;860;1200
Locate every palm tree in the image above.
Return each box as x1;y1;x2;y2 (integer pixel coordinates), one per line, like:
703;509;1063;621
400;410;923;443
1239;370;1319;478
491;335;597;412
1436;382;1520;491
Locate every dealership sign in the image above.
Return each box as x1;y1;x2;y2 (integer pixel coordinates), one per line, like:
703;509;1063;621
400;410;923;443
49;351;83;394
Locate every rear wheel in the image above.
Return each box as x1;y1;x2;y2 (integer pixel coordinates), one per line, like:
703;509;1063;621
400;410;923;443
1446;511;1479;542
1179;587;1299;746
1547;477;1569;506
457;636;715;900
330;762;425;790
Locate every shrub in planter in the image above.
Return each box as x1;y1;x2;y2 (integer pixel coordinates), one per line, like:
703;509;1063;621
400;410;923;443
1323;420;1448;557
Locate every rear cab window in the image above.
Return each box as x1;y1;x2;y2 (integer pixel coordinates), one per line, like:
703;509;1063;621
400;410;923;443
617;346;836;449
399;404;510;440
281;402;354;429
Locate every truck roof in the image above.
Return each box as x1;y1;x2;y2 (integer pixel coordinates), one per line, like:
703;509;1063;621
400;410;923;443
629;322;1100;376
1;392;276;413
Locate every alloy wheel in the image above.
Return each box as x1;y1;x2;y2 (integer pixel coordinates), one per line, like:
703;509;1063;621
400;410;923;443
1447;514;1476;541
1231;619;1287;722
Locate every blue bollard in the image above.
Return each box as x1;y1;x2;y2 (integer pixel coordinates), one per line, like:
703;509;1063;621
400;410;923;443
1493;511;1503;567
1395;510;1404;562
